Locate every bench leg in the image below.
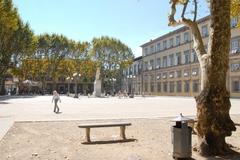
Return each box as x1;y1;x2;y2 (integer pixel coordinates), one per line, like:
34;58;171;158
120;126;126;139
85;128;91;142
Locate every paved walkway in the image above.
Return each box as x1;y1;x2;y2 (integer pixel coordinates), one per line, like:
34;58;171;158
0;95;240;140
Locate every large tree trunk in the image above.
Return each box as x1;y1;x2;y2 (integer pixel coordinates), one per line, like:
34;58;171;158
168;0;236;156
196;0;236;156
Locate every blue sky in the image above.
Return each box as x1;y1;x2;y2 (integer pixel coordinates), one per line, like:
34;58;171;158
13;0;209;57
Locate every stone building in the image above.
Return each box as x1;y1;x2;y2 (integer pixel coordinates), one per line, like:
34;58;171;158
124;16;240;97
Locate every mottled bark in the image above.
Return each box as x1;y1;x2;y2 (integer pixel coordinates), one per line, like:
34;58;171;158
168;0;236;156
196;86;235;155
196;0;236;156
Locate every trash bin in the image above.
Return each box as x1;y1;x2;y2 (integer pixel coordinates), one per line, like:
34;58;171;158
171;113;193;159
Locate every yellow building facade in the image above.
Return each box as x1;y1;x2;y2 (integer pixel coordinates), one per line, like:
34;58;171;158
126;16;240;98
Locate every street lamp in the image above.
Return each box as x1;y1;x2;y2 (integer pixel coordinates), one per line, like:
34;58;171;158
73;73;81;98
127;75;136;98
109;78;116;96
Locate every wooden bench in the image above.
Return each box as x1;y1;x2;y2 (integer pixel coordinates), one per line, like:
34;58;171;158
78;122;132;143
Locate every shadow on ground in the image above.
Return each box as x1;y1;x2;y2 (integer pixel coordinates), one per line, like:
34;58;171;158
201;148;240;160
0;102;10;104
82;138;137;145
0;95;37;102
235;123;240;126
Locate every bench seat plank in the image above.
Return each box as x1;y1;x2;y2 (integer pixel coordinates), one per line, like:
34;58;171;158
79;122;132;143
79;122;131;128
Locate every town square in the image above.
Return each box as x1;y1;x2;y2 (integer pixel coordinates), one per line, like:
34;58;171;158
1;0;240;159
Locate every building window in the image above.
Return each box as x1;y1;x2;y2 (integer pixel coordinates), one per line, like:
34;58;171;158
232;80;240;92
123;70;126;77
169;54;174;66
144;61;148;71
192;50;198;62
45;76;52;81
133;65;136;75
192;68;199;76
231;17;238;28
162;72;168;79
144;75;148;81
163;82;168;92
163;40;167;49
138;63;142;71
149;59;154;70
184;32;190;43
150;45;154;54
156;43;161;52
170;81;174;93
163;56;168;68
144;82;148;92
193;80;199;92
184;50;190;64
129;67;133;75
176;52;182;65
176;70;182;78
184;81;190;93
150;82;154;92
169;38;174;48
126;68;130;76
231;38;239;54
144;48;148;56
177;81;182;92
169;71;174;78
150;74;155;81
157;82;161;92
231;63;240;72
58;76;65;82
156;58;161;69
183;69;189;77
156;73;161;80
201;25;209;37
176;35;181;46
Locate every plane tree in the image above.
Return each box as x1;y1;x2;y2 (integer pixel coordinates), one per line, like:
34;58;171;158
91;36;134;92
168;0;236;156
0;0;35;94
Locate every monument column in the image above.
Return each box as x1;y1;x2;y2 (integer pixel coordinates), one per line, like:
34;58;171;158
93;67;102;97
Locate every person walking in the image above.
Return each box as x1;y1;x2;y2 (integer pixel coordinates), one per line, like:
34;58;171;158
52;90;61;113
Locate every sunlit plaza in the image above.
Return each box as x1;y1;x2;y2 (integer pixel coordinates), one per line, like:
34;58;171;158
1;95;240;139
0;95;240;160
1;0;240;159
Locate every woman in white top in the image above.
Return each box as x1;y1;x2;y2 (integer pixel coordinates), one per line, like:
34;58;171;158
52;90;61;113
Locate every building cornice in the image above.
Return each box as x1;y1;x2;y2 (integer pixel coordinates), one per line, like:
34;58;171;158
134;56;142;61
140;15;211;48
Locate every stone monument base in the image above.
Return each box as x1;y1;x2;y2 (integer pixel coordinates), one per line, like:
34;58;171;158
93;79;101;97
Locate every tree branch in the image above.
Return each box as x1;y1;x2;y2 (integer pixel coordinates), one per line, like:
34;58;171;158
181;0;189;18
181;18;206;57
168;0;206;58
193;0;197;21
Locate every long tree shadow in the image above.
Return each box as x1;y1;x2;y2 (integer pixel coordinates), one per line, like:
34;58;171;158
175;158;196;160
0;115;12;118
82;138;137;145
204;147;240;160
0;101;10;104
234;123;240;126
0;95;37;102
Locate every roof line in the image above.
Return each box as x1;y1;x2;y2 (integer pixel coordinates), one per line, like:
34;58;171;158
140;15;211;47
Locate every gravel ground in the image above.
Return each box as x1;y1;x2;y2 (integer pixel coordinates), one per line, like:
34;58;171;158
0;116;240;160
